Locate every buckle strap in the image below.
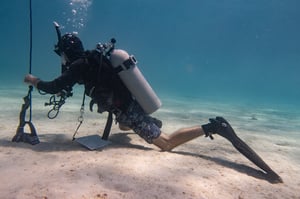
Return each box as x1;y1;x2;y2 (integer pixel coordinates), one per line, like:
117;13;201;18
114;55;137;73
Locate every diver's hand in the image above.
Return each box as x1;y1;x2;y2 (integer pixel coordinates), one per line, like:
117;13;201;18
24;74;40;87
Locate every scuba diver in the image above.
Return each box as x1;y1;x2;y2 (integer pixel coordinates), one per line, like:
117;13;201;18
23;32;229;150
24;23;282;183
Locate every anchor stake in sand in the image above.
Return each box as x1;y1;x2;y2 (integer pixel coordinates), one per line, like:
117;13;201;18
12;0;39;145
12;86;39;145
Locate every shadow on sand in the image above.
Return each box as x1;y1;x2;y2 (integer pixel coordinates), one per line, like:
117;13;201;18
1;132;278;183
171;150;278;184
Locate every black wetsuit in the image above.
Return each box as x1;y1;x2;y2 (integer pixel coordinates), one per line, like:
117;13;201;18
37;50;162;143
37;50;132;113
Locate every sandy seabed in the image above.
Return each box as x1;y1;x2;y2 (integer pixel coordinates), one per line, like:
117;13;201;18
0;89;300;199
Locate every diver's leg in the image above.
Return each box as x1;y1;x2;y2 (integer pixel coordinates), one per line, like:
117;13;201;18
119;123;132;131
152;126;205;151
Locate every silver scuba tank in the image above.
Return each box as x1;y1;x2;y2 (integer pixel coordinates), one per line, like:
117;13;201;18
110;49;161;114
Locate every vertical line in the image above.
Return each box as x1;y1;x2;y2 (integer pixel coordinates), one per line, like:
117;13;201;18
29;0;33;121
29;0;32;74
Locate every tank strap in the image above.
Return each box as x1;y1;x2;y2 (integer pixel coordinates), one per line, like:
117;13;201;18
113;55;137;73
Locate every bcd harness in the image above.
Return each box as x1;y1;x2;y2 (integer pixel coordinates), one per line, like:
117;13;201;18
72;44;118;141
44;38;119;142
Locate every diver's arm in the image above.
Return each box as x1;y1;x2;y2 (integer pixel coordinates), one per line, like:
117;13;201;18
37;78;70;94
24;59;84;94
24;72;76;94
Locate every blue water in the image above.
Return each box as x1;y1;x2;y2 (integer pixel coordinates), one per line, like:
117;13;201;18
0;3;300;194
0;1;299;128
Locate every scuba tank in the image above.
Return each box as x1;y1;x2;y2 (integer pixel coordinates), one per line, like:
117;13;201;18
109;49;162;114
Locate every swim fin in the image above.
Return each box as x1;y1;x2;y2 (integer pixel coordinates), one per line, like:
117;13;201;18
203;116;283;183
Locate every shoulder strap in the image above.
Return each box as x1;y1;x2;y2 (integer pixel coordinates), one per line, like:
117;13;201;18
90;51;114;140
